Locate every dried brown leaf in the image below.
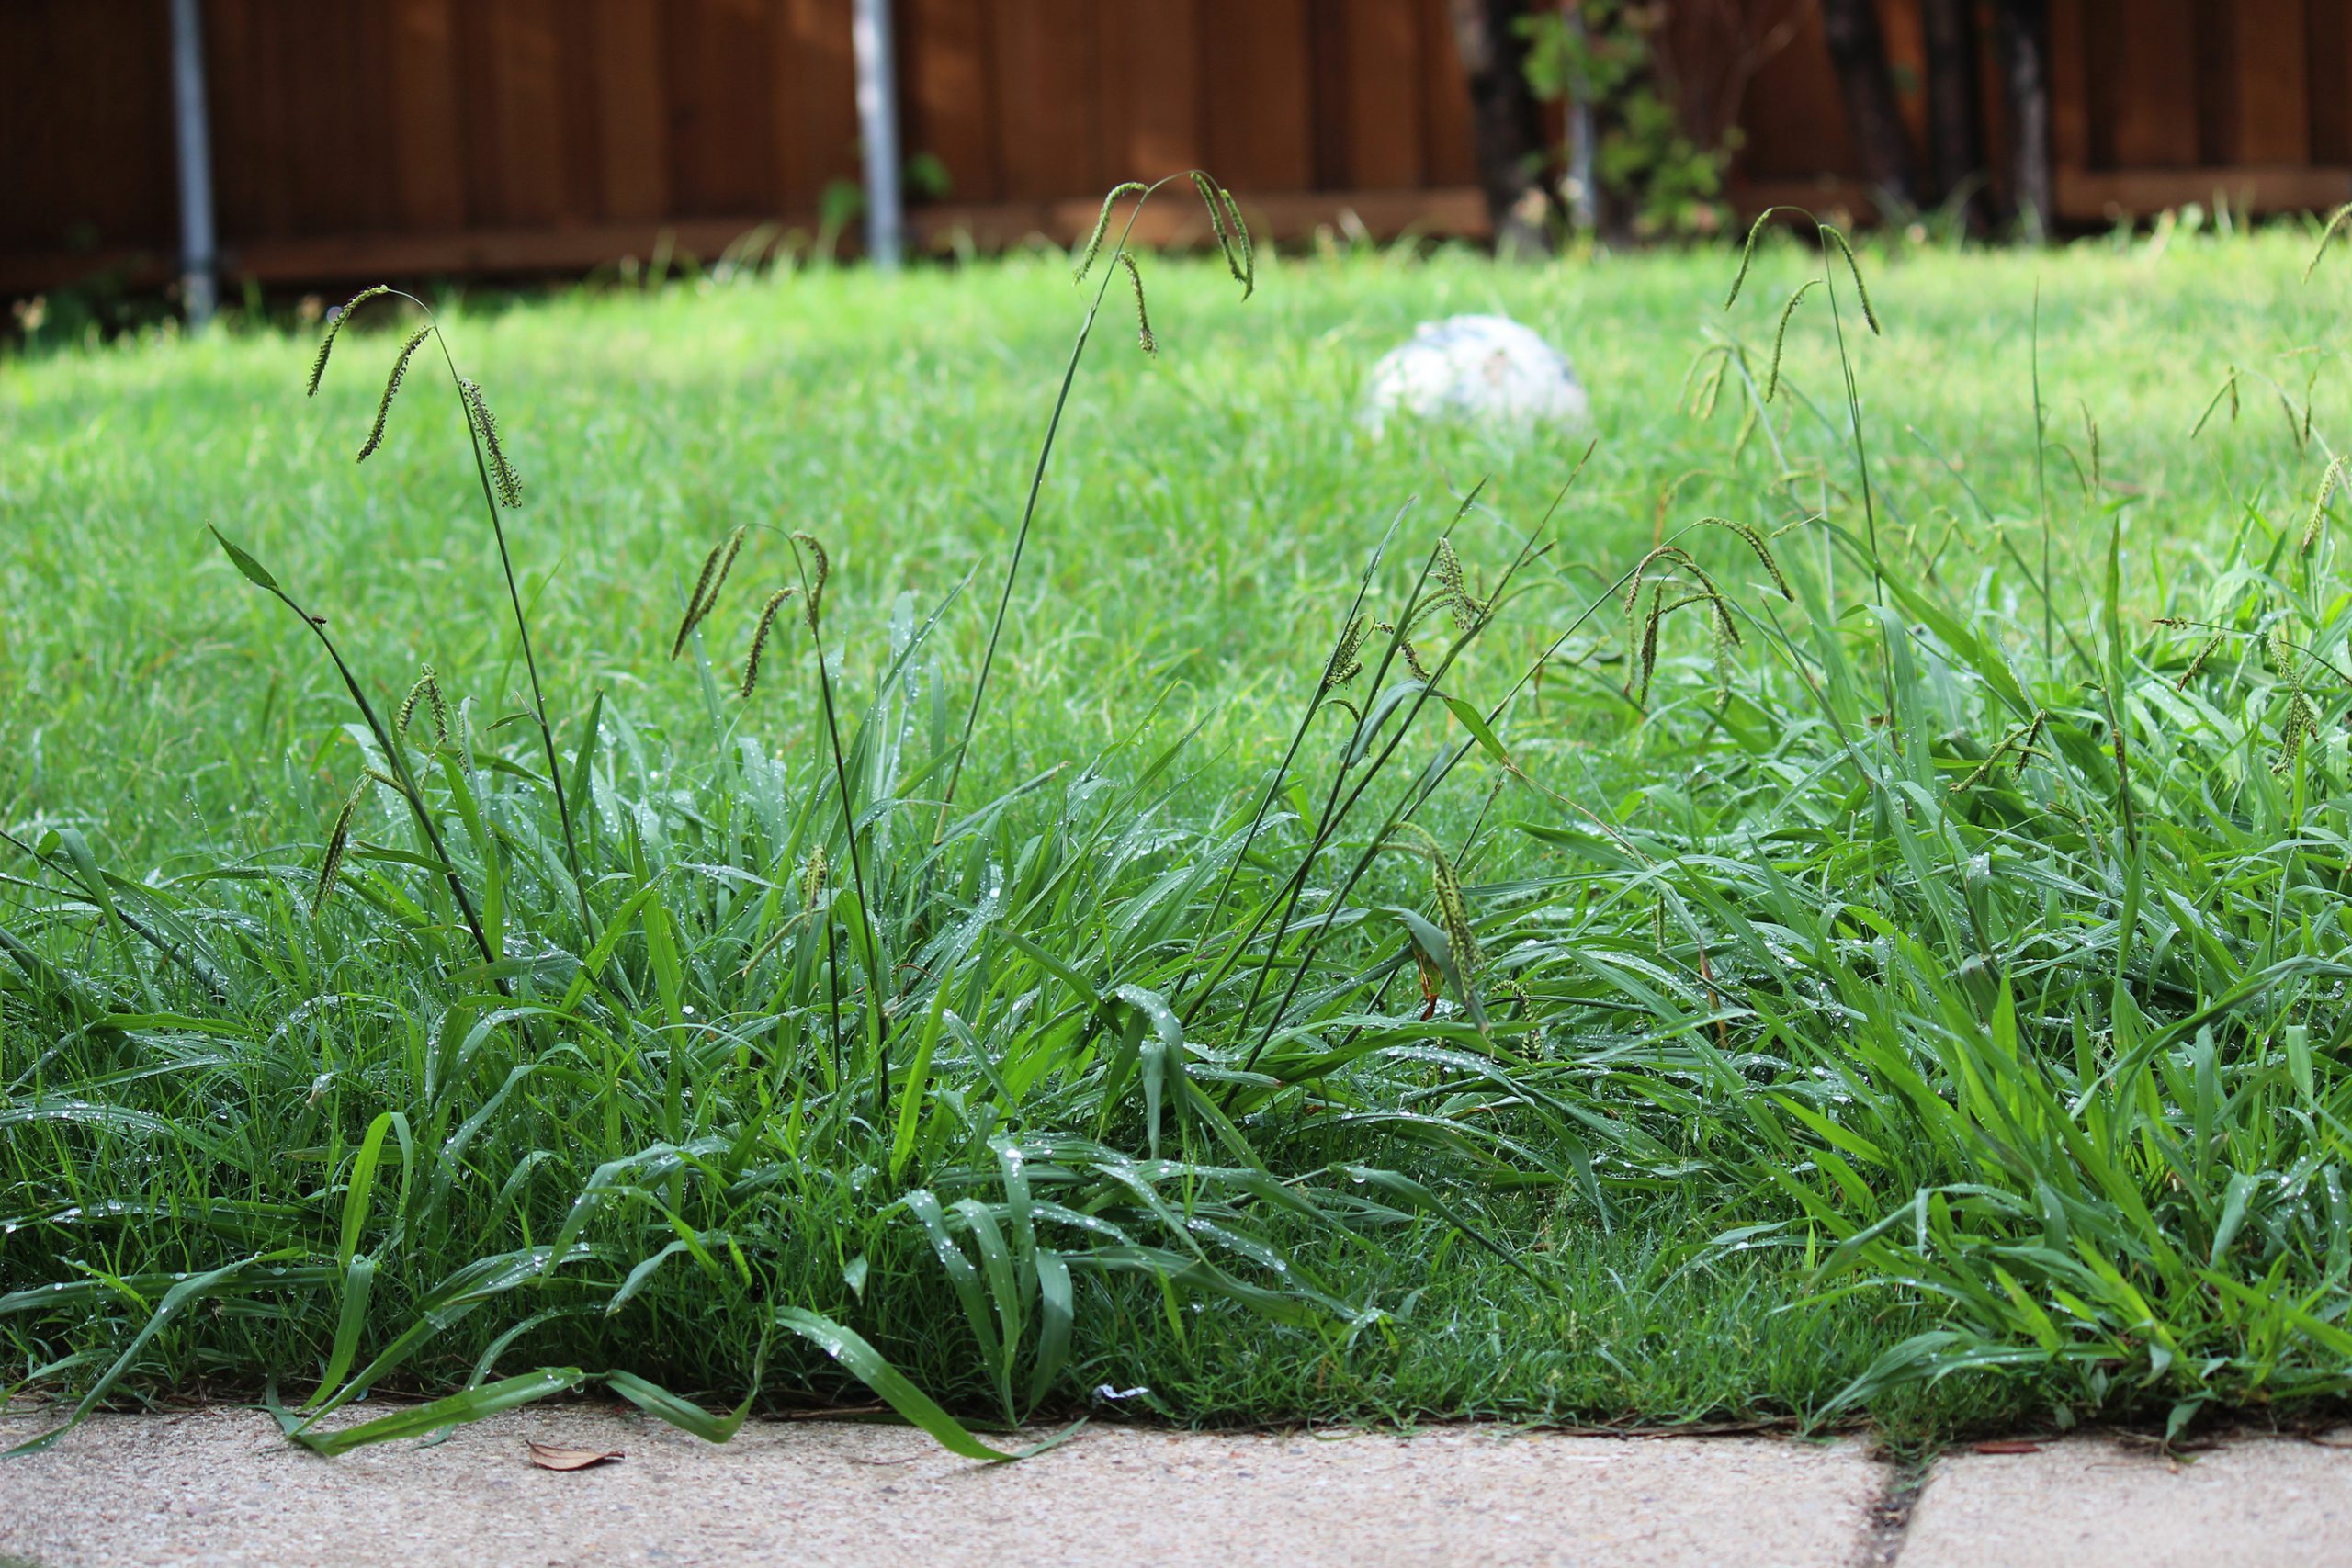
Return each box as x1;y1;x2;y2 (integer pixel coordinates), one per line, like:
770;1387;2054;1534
527;1440;624;1472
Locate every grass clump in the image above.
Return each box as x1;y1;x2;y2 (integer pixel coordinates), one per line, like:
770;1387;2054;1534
7;208;2352;1458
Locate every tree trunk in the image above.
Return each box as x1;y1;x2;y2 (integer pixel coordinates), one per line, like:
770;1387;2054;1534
1818;0;1920;215
1992;0;2053;241
1920;0;1986;230
1446;0;1555;258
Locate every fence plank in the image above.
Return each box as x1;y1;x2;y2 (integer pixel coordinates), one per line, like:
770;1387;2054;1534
774;0;859;211
588;0;670;222
20;0;2352;300
903;0;1001;202
2312;0;2352;166
2048;0;2090;173
1346;0;1424;189
482;0;566;228
1098;0;1202;182
2233;0;2310;165
665;0;779;215
1308;0;1351;190
1418;0;1478;186
2107;0;2198;168
1203;0;1313;190
275;2;392;237
992;0;1099;200
212;0;304;241
0;0;176;254
389;0;467;231
554;10;606;224
1730;3;1853;185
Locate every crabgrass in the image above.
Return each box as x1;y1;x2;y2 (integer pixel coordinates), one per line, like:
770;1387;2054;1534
5;217;2352;1456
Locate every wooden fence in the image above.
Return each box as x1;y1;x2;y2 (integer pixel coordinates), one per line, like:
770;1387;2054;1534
1;0;1487;294
5;1;2351;297
1728;0;2352;221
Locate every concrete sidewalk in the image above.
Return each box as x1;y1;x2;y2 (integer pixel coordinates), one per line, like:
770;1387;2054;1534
0;1408;2345;1567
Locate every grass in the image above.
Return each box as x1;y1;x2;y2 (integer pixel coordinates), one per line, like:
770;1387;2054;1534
6;209;2352;1457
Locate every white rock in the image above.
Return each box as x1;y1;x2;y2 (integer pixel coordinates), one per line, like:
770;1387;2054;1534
1361;313;1591;437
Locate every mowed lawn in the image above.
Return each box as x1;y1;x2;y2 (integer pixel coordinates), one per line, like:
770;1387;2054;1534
7;235;2330;843
5;227;2352;1451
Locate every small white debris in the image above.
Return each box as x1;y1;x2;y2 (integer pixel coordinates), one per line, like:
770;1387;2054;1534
1361;313;1591;437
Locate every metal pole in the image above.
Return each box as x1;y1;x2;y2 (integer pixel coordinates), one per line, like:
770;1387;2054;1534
1562;1;1597;234
169;0;219;324
851;0;903;270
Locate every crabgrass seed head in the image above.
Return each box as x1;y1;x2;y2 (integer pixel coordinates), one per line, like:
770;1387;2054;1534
306;284;390;397
2302;456;2344;557
1710;596;1736;701
395;677;424;739
1218;185;1254;299
1766;279;1815;402
1632;585;1667;704
1688;347;1729;421
1394;821;1480;977
2275;689;2323;773
1192;172;1226;238
1322;613;1371;692
672;539;725;660
1434;537;1468;621
2190;367;2241;440
1192;171;1252;298
1949;750;2007;793
672;526;748;660
2179;631;2228;690
460;377;523;506
2271;623;2303;682
395;664;449;746
741;587;797;698
1724;206;1790;310
1119;252;1157;355
708;525;747;604
791;532;830;628
1949;708;2051;792
2017;709;2049;774
1074;181;1146;284
1434;537;1488;629
1431;850;1481;976
801;844;829;912
2305;202;2352;283
357;326;433;463
1820;224;1882;335
313;779;367;915
1695;517;1793;601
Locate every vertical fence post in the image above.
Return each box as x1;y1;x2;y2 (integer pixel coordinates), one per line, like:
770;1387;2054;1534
169;0;219;324
852;0;904;270
1561;1;1597;233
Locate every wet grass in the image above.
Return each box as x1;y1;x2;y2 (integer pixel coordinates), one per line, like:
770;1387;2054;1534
6;216;2352;1456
